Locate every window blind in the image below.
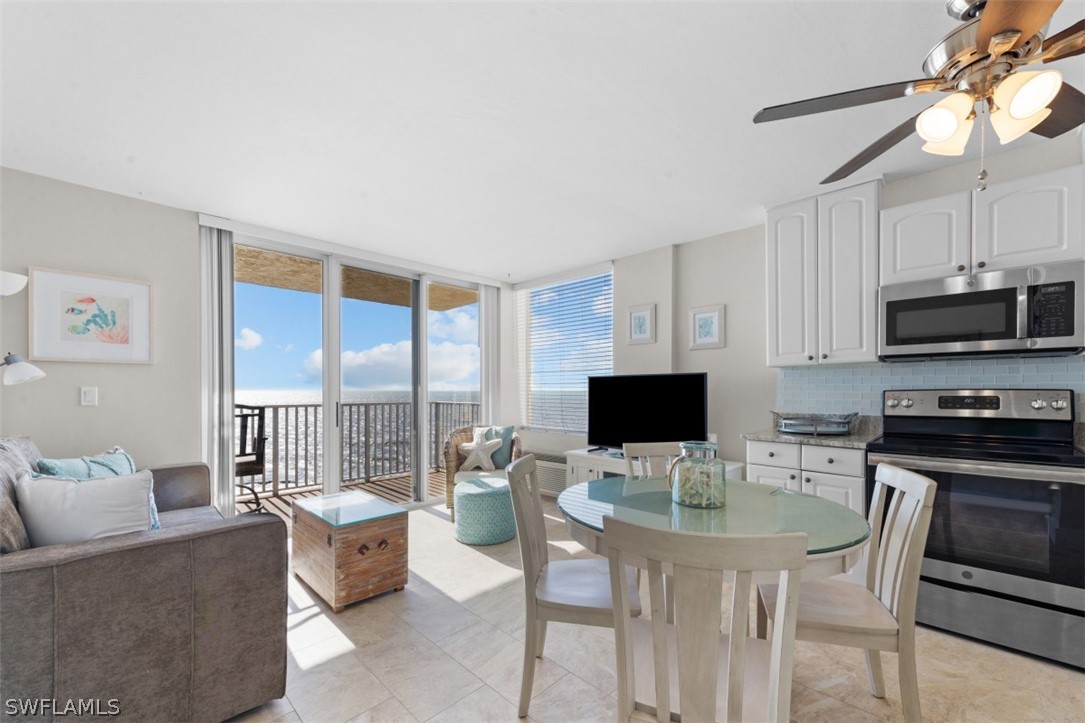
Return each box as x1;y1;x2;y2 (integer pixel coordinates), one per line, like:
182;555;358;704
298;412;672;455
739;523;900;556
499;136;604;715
517;271;613;433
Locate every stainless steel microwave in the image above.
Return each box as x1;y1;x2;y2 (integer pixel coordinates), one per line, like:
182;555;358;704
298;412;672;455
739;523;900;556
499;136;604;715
879;260;1084;361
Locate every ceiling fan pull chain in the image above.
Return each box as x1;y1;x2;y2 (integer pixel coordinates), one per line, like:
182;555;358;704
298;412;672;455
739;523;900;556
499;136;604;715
977;103;988;192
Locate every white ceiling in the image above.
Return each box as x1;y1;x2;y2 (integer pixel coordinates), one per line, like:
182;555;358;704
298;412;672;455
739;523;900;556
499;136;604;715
3;1;1083;284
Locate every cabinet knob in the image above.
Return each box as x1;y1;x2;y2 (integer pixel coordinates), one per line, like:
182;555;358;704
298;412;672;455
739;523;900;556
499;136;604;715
957;264;966;272
768;451;775;458
789;474;796;480
804;477;811;484
827;457;834;464
977;261;986;268
821;353;828;359
807;355;814;361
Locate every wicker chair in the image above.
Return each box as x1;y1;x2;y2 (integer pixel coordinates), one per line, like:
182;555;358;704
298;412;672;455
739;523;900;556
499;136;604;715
443;425;522;520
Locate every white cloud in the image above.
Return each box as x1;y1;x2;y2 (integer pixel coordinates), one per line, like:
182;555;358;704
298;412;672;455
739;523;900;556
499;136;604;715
428;309;478;344
276;343;295;353
302;340;479;391
235;327;263;351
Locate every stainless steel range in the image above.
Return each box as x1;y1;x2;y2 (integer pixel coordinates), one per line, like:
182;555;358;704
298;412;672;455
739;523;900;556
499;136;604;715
866;389;1085;669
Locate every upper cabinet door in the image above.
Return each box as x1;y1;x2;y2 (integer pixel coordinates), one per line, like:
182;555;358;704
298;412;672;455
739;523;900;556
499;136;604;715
817;181;880;364
974;165;1084;271
766;198;817;367
880;192;971;285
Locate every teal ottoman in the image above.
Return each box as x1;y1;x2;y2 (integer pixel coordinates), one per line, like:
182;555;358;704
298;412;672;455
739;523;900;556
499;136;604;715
454;477;516;545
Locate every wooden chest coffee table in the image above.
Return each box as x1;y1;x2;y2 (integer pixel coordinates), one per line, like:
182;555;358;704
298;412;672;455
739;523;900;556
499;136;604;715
291;491;407;612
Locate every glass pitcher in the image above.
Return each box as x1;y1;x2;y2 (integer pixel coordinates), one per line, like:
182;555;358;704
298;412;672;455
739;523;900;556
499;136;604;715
667;440;726;508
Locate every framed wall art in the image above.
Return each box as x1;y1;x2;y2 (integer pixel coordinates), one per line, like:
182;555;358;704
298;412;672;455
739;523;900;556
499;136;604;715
628;303;656;345
29;268;153;363
689;304;724;350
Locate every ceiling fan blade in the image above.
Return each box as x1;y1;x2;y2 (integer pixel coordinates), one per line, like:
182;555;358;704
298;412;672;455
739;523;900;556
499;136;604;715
1030;82;1085;138
976;0;1063;53
754;80;940;123
820;113;921;185
1042;19;1084;62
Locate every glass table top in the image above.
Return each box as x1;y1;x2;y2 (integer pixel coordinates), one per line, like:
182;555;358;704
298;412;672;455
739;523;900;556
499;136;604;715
558;476;870;554
293;490;405;527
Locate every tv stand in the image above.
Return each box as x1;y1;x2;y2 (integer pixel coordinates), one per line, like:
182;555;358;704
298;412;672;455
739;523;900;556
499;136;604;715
565;448;744;488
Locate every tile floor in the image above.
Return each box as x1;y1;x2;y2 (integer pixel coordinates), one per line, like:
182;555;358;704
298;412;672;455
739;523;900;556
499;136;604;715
232;500;1085;723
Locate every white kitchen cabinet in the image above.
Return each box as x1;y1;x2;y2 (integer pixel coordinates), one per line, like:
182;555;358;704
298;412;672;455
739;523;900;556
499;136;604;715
765;197;818;366
974;165;1084;271
746;439;867;583
880;192;971;285
766;181;879;367
880;166;1084;286
566;448;744;488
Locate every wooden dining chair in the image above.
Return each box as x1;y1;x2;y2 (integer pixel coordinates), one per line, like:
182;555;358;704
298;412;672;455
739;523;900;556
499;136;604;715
506;455;642;718
622;441;683;477
605;515;808;722
755;462;937;722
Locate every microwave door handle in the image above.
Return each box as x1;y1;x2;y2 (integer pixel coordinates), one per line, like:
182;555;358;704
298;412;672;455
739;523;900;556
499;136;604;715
1018;285;1029;339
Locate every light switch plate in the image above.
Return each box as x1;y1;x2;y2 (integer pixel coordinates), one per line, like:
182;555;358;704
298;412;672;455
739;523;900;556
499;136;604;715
80;387;98;406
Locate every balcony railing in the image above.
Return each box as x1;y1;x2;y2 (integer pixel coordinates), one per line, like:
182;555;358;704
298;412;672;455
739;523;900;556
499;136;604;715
237;401;480;497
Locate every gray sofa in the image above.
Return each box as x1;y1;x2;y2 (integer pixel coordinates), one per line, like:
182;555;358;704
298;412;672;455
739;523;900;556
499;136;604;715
0;437;288;722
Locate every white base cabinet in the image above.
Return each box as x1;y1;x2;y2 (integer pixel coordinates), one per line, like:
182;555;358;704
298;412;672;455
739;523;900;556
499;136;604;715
565;448;744;488
746;440;867;584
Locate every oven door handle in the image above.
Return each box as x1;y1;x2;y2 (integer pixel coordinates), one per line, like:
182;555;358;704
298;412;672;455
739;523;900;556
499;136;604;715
868;453;1085;484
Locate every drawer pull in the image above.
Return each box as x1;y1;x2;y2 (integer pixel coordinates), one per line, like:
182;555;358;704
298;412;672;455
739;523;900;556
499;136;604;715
827;457;834;464
378;539;389;551
326;534;332;548
768;451;775;458
358;543;370;556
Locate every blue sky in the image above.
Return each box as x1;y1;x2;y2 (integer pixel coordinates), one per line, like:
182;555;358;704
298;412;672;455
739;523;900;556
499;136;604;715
234;282;479;392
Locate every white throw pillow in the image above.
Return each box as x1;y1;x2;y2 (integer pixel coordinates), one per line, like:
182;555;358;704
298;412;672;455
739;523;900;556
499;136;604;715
14;469;154;547
458;427;502;472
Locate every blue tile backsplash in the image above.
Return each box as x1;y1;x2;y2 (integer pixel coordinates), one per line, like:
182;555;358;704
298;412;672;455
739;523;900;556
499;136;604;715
776;356;1085;415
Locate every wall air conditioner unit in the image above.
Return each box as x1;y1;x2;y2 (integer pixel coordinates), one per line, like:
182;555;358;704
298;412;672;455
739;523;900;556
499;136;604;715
529;452;568;497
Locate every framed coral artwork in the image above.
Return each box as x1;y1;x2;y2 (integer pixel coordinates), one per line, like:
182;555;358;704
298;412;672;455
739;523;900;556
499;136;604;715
29;268;153;363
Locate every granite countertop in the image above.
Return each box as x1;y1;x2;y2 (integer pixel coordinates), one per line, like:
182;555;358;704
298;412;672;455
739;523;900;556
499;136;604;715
741;415;882;450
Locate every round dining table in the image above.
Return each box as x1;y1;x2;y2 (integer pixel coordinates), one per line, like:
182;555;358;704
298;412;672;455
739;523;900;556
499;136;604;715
557;475;871;580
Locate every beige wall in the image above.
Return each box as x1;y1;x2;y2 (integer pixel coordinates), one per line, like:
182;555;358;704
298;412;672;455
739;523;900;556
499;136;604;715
673;226;775;462
0;168;201;466
612;245;675;374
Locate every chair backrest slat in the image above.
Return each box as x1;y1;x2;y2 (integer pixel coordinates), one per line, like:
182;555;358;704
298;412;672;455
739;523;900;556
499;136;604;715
623;442;683;477
868;463;938;622
507;455;549;586
605;517;807;722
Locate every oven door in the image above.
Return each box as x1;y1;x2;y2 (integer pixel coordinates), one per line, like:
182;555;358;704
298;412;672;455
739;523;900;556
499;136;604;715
866;453;1085;608
880;272;1028;359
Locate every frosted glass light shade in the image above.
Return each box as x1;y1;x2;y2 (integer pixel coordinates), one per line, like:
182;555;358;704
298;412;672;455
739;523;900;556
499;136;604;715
918;93;975;155
2;353;45;386
0;271;28;296
991;70;1062;144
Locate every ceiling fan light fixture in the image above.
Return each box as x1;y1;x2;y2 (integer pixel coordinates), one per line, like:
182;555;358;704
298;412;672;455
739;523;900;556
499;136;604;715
922;116;975;155
916;106;959;142
990;105;1052;144
1005;69;1063;119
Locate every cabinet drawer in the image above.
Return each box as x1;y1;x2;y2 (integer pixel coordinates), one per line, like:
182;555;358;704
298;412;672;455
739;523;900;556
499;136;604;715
801;445;865;476
746;441;800;468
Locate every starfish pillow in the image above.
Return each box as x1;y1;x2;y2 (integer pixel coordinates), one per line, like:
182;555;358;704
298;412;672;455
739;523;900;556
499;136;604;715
459;427;503;472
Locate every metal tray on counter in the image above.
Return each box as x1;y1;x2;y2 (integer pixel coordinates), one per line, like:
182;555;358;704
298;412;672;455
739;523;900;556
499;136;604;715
772;412;858;436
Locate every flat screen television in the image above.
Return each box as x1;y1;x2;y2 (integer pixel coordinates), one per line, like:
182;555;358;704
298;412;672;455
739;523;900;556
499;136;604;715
587;373;708;450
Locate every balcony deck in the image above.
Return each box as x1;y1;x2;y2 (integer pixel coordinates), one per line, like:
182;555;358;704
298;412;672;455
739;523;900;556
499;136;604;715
237;469;447;525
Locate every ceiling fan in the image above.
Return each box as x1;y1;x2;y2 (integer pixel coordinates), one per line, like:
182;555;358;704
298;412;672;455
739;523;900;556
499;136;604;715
754;0;1085;185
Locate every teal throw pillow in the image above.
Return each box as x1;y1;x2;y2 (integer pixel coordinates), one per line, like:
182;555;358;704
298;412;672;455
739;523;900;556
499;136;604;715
484;426;516;469
34;447;159;530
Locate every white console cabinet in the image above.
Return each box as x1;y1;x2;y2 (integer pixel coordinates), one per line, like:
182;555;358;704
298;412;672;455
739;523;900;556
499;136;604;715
565;448;744;488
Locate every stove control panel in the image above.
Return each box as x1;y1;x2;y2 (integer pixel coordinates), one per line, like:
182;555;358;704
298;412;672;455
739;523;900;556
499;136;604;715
883;389;1075;421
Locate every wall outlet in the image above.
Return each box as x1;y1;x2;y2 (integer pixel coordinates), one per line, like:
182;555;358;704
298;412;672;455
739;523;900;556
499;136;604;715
80;387;98;406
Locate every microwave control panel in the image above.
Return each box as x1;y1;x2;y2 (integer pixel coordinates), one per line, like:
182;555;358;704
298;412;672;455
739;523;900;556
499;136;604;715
1029;280;1075;338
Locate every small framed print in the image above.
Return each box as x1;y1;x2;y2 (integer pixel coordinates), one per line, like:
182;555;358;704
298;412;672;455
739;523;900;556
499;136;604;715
29;268;153;364
628;304;656;345
689;304;724;350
